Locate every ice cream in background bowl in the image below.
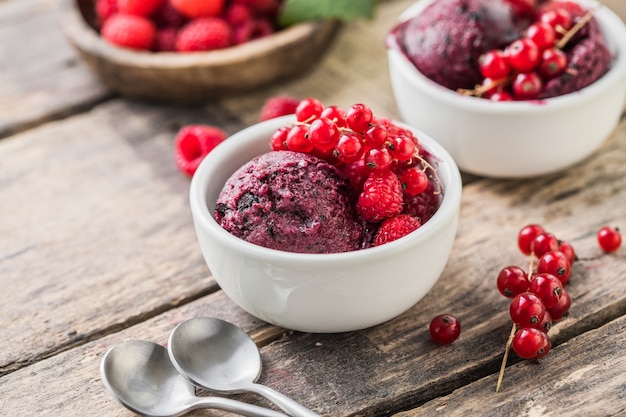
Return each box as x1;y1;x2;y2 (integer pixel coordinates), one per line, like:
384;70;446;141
189;115;462;333
387;0;626;178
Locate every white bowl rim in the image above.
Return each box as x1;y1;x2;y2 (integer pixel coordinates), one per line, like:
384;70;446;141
387;0;626;114
189;115;462;266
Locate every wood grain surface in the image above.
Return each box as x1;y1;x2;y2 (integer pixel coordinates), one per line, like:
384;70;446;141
1;0;626;416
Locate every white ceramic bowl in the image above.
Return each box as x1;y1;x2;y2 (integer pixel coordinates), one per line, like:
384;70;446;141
189;115;462;333
387;0;626;178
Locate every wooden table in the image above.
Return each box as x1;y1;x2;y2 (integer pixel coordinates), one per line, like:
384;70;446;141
2;1;626;416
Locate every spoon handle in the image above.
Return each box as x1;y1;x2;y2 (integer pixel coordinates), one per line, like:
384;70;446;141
194;396;289;417
247;383;323;417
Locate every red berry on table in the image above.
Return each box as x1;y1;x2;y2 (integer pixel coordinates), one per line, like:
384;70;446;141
373;214;421;246
400;167;429;196
345;103;374;133
295;98;324;122
506;39;540;73
512;328;551;359
101;13;156;50
429;314;461;345
539;48;568;79
171;0;225;19
308;117;340;151
357;171;403;223
478;50;511;80
547;288;571;321
529;272;564;309
334;133;364;164
285;125;313;153
597;226;622;253
525;22;556;51
497;265;529;298
518;224;545;256
117;0;164;17
531;232;559;258
175;17;232;52
259;96;300;122
512;72;543;100
174;124;227;176
510;292;546;327
537;250;571;285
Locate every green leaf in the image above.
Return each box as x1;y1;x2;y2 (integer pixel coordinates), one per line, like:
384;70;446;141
279;0;377;26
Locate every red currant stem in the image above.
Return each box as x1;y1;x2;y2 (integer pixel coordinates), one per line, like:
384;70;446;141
457;76;514;98
555;6;600;50
495;323;517;393
415;153;443;194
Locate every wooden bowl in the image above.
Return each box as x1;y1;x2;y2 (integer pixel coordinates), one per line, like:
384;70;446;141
58;0;341;104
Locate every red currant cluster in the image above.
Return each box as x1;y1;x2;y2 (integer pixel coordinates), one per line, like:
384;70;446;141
270;98;442;228
465;5;596;101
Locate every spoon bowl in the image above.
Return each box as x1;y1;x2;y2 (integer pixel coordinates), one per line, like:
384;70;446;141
100;340;288;417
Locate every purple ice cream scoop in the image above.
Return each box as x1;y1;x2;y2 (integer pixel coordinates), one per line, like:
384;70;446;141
214;150;366;254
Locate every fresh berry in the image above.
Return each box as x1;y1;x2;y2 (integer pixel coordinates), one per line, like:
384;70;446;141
509;292;546;327
503;0;537;17
525;22;556;50
175;17;231;52
537;250;571;285
373;214;421;246
101;13;156;50
540;8;573;33
171;0;225;19
239;0;280;16
117;0;164;17
320;106;347;127
224;2;252;25
512;72;543;100
270;126;289;151
478;50;511;80
387;135;416;161
531;232;559;258
497;265;529;298
489;91;514;101
518;224;545;256
512;328;551;359
529;272;564;309
285;125;313;153
174;124;227;176
506;39;540;73
153;1;188;28
429;314;461;345
308;117;340;151
547;288;571;321
538;48;568;79
154;27;178;51
96;0;118;24
400;167;429;196
357;171;404;223
345;103;373;133
364;147;393;173
597;226;622;253
295;98;324;122
558;240;576;265
334;133;364;164
259;96;299;121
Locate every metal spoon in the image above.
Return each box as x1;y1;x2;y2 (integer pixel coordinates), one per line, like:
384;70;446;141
168;317;322;417
100;340;288;417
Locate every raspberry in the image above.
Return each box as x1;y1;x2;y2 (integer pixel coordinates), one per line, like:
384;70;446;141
259;96;300;121
175;17;232;52
155;27;178;52
402;180;441;224
239;0;280;17
117;0;164;17
153;1;188;28
224;2;252;26
174;125;228;176
101;13;156;50
373;214;421;246
250;18;275;39
96;0;118;25
357;171;403;223
171;0;225;19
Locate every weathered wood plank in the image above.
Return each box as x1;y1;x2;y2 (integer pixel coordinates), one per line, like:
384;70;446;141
0;0;111;138
394;314;626;416
0;99;243;376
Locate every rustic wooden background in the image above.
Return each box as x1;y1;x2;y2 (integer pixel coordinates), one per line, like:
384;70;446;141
1;0;625;416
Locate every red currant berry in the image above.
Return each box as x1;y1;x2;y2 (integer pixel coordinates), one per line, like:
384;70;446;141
533;309;553;333
270;126;289;151
320;105;346;127
365;124;388;148
529;272;564;309
308;117;339;151
364;147;393;173
597;226;622;253
345;103;373;133
525;22;556;50
531;232;559;258
518;224;545;255
503;0;537;17
401;167;429;196
558;240;576;265
540;8;573;33
510;292;546;327
489;91;514;102
478;50;512;80
537;250;571;285
547;288;571;321
512;72;543;100
497;265;529;298
512;327;551;359
285;125;313;153
387;135;416;161
429;313;461;345
334;133;364;164
506;39;540;73
295;98;323;122
538;48;568;79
